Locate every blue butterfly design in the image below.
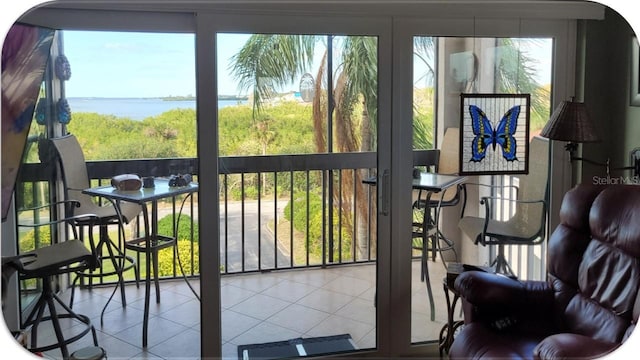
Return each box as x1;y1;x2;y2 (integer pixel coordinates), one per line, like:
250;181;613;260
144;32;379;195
469;104;520;162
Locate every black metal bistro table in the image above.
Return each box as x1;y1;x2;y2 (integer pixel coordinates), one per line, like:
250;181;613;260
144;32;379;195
364;172;466;320
409;172;466;258
83;178;198;347
363;171;467;259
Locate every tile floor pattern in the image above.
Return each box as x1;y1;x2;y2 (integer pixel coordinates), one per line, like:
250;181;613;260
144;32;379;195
27;260;453;359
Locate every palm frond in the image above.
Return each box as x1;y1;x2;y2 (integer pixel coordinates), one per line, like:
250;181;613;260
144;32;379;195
230;34;317;119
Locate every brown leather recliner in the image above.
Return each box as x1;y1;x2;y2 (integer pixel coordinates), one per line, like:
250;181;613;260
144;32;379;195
449;184;640;359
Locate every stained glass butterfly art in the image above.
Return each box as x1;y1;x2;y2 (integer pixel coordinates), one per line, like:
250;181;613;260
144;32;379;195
469;104;520;162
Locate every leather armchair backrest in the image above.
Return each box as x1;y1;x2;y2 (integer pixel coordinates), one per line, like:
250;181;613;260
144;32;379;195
547;184;640;344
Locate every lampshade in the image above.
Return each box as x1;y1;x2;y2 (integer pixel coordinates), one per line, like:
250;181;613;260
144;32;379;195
540;100;601;143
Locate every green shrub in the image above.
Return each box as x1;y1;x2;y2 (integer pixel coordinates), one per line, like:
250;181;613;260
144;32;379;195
155;214;199;277
284;193;353;260
284;192;324;241
156;239;199;277
19;226;52;253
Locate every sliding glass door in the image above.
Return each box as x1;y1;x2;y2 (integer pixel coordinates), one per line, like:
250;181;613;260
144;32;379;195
408;34;553;344
196;13;392;358
215;32;380;357
395;18;574;351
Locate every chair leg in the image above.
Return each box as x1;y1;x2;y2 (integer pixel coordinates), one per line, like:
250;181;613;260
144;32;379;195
83;223;138;306
69;274;79;309
420;242;427;282
24;291;48;349
423;251;435;322
134;255;141;289
492;245;515;276
429;216;437;262
153;250;161;304
24;277;97;360
437;228;459;263
45;289;69;359
100;279;120;327
419;236;435;321
103;235;127;306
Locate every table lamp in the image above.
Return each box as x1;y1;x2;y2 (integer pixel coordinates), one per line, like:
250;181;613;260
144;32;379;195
540;99;605;179
541;99;639;179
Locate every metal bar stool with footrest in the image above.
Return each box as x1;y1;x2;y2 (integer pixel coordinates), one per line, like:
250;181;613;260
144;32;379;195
48;134;142;308
7;201;101;359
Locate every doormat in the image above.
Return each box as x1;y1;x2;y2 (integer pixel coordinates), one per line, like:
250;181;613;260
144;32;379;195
237;334;356;360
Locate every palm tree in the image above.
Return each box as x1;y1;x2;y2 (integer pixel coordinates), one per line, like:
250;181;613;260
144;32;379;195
413;37;436;150
494;38;551;129
229;34;547;262
231;34;378;262
230;35;316;118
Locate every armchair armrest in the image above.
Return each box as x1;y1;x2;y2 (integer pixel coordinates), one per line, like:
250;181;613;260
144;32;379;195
534;334;619;360
454;271;554;316
455;271;524;307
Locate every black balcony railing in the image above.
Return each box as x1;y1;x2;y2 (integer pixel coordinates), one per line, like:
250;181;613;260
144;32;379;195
15;148;549;325
17;151;413;285
218;152;378;273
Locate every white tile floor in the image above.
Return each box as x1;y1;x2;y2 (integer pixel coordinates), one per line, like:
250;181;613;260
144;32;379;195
26;260;453;359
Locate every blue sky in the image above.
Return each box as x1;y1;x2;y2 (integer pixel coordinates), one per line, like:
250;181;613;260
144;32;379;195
64;31;250;98
63;30;553;99
64;31;197;98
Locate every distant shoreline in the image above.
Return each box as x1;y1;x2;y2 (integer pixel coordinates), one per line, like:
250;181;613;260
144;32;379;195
66;97;246;120
162;95;249;101
67;96;249;101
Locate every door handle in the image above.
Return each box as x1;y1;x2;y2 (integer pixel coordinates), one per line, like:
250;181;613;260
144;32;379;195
380;169;389;216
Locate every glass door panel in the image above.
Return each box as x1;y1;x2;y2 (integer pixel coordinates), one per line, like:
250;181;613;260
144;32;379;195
16;29;197;318
411;35;553;344
217;32;378;358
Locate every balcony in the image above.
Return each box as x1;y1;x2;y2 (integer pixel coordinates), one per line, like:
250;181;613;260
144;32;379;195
15;152;543;359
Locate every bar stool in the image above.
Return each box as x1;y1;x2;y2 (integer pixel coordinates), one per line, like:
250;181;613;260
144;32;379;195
49;135;141;307
9;201;101;359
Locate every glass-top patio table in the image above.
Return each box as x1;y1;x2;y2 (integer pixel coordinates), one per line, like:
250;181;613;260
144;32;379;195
83;177;198;347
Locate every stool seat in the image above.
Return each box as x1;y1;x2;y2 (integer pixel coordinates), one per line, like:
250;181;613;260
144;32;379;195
11;202;101;360
11;240;100;359
70;346;106;360
19;240;96;279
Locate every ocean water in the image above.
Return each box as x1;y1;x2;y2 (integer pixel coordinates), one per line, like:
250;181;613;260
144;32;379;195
66;98;246;120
